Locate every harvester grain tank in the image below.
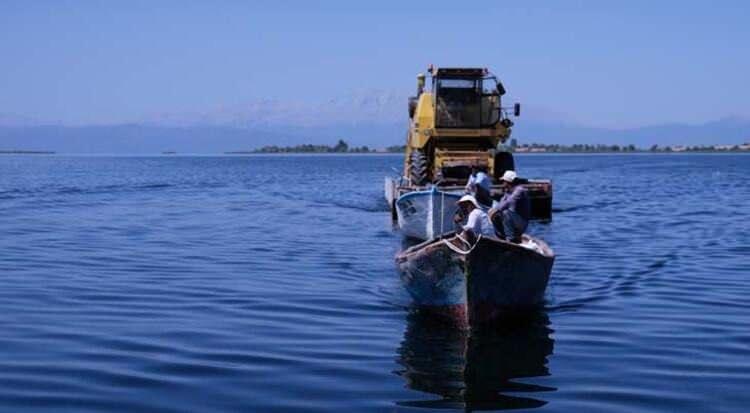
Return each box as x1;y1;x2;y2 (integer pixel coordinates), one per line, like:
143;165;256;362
385;66;553;240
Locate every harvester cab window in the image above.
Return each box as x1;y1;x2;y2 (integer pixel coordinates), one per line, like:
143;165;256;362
435;78;482;128
481;77;501;125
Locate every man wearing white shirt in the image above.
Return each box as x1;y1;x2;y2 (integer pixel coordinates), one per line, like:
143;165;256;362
465;169;493;209
455;194;496;242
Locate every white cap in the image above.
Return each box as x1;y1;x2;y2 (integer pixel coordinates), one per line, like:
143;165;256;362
474;172;492;192
500;170;517;183
457;194;481;208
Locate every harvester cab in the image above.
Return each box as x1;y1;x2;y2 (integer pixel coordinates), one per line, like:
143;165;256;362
405;66;519;186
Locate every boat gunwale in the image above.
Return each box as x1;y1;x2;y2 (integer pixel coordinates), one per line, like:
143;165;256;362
396;232;554;263
395;180;552;194
395;188;463;204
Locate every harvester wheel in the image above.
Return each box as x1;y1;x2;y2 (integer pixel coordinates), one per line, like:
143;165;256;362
494;151;516;180
409;149;429;186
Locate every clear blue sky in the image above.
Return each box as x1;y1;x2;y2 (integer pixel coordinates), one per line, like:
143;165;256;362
1;0;747;127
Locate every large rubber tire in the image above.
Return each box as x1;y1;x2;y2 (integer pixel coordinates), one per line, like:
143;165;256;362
409;149;429;186
493;151;516;180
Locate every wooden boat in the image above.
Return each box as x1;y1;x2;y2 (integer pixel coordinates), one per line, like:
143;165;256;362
394;186;462;240
396;233;554;328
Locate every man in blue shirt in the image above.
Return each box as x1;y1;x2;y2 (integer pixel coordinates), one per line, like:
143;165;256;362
465;169;493;209
489;170;530;243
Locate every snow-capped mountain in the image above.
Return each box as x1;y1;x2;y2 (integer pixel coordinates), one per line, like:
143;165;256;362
1;91;748;153
140;89;410;129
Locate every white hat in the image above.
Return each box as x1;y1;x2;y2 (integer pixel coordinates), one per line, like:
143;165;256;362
500;170;517;183
457;194;481;208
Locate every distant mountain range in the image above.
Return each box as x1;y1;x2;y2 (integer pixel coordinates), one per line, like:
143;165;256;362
1;91;748;153
513;115;750;147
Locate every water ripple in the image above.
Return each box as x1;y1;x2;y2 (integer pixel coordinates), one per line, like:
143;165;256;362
0;154;748;412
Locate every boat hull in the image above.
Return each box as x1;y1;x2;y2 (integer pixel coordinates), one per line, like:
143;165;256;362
395;189;462;240
396;234;554;328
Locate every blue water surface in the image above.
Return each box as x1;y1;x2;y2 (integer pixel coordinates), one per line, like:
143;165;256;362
0;153;748;412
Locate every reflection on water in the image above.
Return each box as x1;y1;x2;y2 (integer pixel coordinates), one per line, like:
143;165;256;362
395;312;555;410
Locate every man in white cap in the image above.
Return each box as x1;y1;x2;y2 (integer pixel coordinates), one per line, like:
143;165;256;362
455;194;496;242
488;170;530;243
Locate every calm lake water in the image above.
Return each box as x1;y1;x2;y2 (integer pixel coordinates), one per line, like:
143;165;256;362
0;153;749;412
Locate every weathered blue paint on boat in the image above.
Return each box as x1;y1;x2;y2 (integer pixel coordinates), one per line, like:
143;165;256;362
396;233;554;328
395;186;462;240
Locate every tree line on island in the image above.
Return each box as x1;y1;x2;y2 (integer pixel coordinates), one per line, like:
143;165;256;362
4;139;747;155
508;139;750;153
227;140;405;154
0;150;56;154
226;138;749;154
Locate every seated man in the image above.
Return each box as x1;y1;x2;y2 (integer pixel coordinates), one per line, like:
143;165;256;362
488;170;530;243
464;169;493;209
455;194;496;243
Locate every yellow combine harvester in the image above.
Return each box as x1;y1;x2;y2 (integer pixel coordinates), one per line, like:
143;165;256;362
405;66;517;185
385;66;552;240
